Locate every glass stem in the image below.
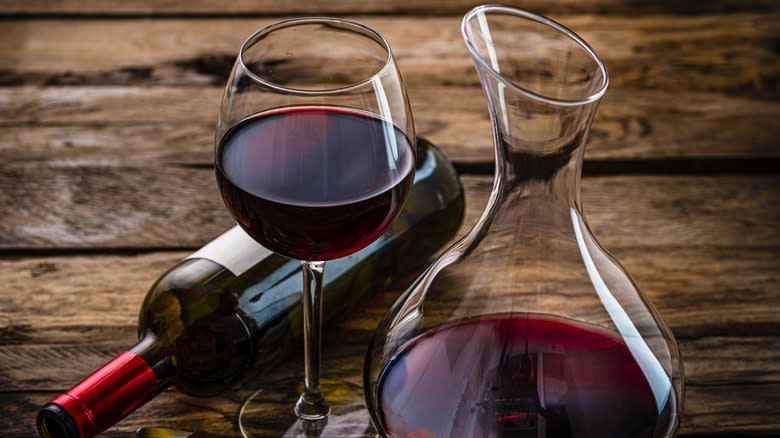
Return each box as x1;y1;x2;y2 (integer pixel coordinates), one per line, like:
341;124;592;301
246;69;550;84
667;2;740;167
295;260;330;420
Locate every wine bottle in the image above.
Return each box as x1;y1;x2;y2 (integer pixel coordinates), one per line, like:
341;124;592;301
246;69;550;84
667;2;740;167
36;137;465;438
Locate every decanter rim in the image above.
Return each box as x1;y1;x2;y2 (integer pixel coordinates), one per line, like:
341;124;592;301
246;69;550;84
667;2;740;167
462;4;610;107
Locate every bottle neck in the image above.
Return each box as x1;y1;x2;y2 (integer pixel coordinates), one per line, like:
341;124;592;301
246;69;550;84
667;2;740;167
37;332;168;438
131;330;177;385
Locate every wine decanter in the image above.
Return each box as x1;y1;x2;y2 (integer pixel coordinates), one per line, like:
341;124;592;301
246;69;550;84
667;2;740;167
364;5;683;438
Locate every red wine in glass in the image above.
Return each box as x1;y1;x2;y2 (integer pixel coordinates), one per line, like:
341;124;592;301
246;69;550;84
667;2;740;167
216;105;415;261
377;313;676;438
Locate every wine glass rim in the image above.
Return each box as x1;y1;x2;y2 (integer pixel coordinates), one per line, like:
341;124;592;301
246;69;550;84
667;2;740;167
238;17;395;95
461;4;609;107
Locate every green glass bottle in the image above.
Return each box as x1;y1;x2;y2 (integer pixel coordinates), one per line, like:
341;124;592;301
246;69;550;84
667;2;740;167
37;137;465;438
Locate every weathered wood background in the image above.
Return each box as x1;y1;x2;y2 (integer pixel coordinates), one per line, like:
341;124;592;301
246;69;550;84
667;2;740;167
1;0;778;436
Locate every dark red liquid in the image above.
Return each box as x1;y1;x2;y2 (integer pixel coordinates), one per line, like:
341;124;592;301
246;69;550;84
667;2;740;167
377;313;675;438
216;106;414;261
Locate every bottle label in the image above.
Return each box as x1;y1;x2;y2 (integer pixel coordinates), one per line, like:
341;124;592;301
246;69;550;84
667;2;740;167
187;226;273;276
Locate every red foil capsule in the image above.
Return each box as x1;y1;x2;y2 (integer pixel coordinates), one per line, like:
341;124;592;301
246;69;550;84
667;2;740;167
38;351;160;438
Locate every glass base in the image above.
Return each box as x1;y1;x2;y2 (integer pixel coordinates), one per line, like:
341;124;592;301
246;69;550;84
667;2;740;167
238;381;374;438
294;392;330;421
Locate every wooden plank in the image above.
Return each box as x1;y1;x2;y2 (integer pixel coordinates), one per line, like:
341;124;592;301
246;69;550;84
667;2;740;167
0;14;777;94
3;247;778;340
1;247;778;433
0;177;776;435
681;384;780;436
6;332;775;390
4;330;777;391
1;0;777;16
0;172;777;250
3;384;779;437
1;86;777;164
0;166;233;249
0;199;777;420
1;245;778;385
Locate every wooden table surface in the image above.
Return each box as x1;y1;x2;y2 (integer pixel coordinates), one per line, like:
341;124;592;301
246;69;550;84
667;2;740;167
1;1;778;437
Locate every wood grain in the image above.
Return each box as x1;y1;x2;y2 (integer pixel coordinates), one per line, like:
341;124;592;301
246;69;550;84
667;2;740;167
2;86;777;165
0;175;777;435
4;331;777;392
3;246;778;340
1;246;778;435
1;244;777;381
1;3;778;436
0;14;777;94
1;0;777;16
2;368;779;437
5;384;779;438
1;171;777;250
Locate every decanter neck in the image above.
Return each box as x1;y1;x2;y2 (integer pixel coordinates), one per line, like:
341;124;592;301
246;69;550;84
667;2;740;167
495;128;587;209
479;71;600;210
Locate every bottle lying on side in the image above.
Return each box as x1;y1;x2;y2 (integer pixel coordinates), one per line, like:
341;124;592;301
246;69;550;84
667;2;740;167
36;137;465;438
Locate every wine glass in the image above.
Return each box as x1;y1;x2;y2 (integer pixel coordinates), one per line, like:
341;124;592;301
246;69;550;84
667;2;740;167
214;17;415;433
